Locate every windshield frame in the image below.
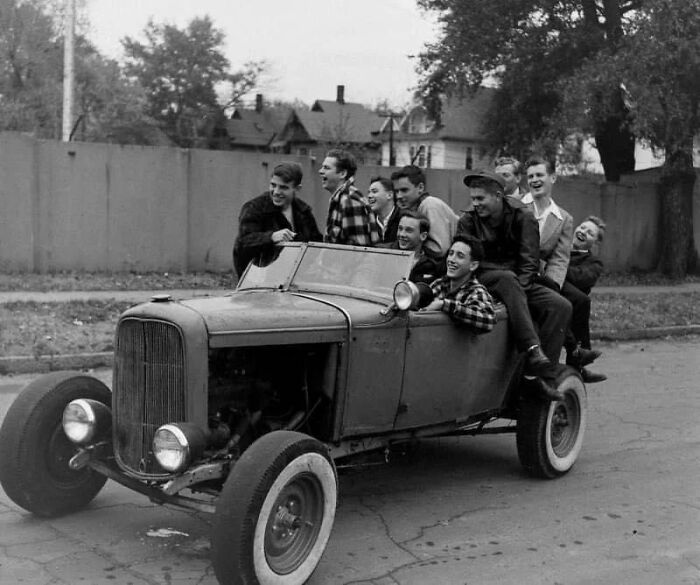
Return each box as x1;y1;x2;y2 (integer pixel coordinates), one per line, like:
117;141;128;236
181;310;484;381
237;242;414;303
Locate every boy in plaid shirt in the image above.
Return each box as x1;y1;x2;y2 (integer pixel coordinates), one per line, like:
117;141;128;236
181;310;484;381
423;234;496;333
320;149;380;247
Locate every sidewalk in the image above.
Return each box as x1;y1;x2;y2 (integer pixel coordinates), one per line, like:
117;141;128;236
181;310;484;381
1;284;699;375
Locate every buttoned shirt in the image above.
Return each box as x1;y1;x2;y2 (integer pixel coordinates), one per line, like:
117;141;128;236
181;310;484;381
429;275;496;333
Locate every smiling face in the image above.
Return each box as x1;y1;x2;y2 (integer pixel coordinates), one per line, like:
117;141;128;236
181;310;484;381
446;241;478;282
469;187;503;220
526;163;556;200
393;177;424;209
396;216;427;251
368;180;394;215
573;220;601;251
269;174;299;210
318;157;345;193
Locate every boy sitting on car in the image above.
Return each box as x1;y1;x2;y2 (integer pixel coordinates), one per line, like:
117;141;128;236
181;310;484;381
421;234;496;333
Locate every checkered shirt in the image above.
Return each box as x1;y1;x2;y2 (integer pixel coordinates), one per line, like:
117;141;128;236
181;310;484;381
429;275;496;333
325;179;380;246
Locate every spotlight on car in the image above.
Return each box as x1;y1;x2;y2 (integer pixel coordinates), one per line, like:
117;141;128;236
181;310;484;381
152;423;207;473
62;399;112;445
393;280;435;311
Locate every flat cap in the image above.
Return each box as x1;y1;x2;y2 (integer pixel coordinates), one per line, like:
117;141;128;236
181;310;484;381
463;169;506;190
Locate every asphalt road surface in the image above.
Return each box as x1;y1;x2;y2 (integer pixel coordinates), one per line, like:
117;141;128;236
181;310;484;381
1;337;699;585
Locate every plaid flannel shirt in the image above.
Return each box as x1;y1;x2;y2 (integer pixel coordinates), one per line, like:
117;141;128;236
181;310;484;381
325;179;380;246
429;275;496;333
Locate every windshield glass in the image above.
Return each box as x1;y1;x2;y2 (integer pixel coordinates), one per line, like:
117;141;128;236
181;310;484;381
237;245;302;290
237;243;412;301
292;245;411;301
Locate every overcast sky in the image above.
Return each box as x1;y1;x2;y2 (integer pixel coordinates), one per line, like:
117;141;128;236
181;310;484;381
84;0;439;109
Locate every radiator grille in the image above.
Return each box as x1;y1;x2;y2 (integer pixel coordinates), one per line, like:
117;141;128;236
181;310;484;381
113;318;186;477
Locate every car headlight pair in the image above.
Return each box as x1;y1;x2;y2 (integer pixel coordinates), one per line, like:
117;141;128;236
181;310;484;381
63;399;111;444
152;423;207;473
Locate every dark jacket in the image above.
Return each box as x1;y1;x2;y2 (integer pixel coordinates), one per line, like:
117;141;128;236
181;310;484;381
379;242;445;284
565;250;604;295
233;192;323;276
456;197;540;289
378;206;401;244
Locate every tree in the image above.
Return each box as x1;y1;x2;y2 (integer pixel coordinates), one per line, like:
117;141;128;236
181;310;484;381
122;16;264;147
560;0;700;277
0;0;63;137
415;0;638;180
0;0;156;143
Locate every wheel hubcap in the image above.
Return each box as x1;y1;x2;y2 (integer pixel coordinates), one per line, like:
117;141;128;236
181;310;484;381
550;393;580;457
265;473;324;574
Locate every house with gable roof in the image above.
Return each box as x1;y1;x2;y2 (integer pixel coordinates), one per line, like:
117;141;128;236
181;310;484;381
273;86;384;164
380;87;497;169
224;94;292;152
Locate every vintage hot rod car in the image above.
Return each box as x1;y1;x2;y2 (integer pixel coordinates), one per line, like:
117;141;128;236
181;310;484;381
0;242;586;585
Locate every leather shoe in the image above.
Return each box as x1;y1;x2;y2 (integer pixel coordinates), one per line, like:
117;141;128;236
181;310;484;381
566;347;601;368
529;377;564;401
581;368;607;384
525;345;552;378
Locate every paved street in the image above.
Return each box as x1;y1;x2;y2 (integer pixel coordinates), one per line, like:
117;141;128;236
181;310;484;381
1;337;699;585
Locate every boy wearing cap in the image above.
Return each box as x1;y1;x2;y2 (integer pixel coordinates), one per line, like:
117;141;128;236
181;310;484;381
457;169;572;400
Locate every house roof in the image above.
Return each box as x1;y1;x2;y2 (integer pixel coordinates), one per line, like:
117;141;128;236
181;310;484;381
398;87;497;142
224;119;275;147
284;99;383;144
227;106;292;147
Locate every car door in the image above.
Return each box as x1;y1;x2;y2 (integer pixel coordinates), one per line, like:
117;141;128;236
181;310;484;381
393;307;517;430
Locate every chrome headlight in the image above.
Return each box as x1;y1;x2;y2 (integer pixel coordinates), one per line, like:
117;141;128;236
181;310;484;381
62;399;111;445
152;423;206;473
393;280;419;311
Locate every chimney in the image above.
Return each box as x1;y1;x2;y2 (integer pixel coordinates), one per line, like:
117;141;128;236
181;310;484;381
255;94;263;113
336;85;345;105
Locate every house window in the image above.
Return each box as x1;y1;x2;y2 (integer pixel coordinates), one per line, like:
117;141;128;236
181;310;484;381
299;147;308;156
417;145;426;168
409;146;416;162
465;147;473;170
427;145;432;169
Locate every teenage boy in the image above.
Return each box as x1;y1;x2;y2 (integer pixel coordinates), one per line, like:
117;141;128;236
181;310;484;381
422;234;496;333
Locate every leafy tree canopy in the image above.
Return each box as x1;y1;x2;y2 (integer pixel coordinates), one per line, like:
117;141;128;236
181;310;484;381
122;16;264;147
416;0;640;177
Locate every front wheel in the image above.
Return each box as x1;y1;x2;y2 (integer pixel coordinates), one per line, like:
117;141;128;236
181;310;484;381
516;367;587;478
0;371;111;517
212;430;337;585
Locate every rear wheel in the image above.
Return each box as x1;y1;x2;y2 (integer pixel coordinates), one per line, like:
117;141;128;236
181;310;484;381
0;372;111;517
212;430;337;585
516;367;587;478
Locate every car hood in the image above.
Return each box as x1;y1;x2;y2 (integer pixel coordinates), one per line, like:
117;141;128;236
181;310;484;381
179;289;355;348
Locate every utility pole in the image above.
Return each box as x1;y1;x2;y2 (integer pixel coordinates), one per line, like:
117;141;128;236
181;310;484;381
62;0;76;142
379;111;397;166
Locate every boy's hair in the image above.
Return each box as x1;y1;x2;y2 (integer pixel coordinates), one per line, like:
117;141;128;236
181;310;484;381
584;215;607;242
272;162;303;186
494;156;522;175
451;234;485;262
398;210;430;234
524;154;555;174
325;149;357;178
369;176;394;193
390;165;426;187
467;177;503;195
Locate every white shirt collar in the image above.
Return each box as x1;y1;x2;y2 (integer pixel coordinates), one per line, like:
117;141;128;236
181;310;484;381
521;193;563;221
